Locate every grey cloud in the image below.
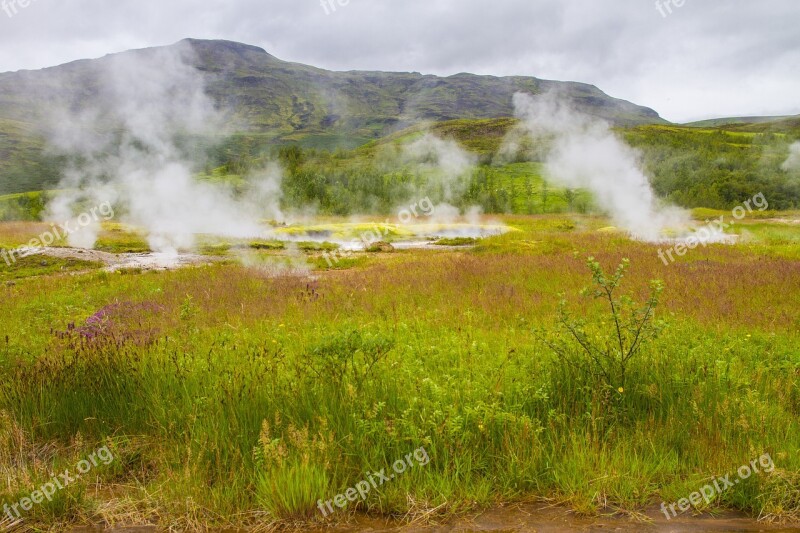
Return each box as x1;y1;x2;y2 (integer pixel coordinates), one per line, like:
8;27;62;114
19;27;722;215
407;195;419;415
0;0;798;122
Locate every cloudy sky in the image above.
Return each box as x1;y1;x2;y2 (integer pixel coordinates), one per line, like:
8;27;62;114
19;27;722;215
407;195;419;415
0;0;797;123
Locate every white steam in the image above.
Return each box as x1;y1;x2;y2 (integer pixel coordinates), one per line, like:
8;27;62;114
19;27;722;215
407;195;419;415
399;132;488;222
512;92;688;241
45;191;103;248
403;133;475;205
44;42;281;252
783;142;800;172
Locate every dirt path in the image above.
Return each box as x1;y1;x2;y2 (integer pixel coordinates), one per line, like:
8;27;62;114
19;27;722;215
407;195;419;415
309;505;799;533
759;218;800;225
65;505;800;532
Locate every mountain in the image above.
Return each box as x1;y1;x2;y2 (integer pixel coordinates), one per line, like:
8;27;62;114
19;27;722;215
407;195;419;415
684;115;799;128
0;38;666;195
720;116;800;134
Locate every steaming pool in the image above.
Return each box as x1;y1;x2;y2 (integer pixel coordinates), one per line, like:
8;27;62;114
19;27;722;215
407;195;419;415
23;217;758;274
268;222;510;251
24;221;511;272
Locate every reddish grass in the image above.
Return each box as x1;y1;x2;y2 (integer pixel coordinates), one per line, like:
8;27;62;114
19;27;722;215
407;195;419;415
134;233;800;335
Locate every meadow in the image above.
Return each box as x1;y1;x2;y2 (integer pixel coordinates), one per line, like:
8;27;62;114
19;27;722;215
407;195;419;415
0;213;798;531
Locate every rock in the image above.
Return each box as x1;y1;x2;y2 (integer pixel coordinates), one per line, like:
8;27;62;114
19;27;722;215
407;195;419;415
366;241;395;253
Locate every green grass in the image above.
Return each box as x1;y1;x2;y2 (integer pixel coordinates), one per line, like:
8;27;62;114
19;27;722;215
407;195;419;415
0;253;103;280
93;234;151;254
0;216;798;530
683;115;797;128
434;237;477;246
308;254;371;271
247;240;286;251
296;241;340;252
0;191;50;221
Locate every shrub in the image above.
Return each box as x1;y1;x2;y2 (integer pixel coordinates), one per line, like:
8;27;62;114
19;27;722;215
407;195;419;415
538;257;665;391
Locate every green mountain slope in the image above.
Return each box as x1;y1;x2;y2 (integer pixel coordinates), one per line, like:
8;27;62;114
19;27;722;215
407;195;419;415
216;119;800;215
0;39;665;195
2;116;799;221
723;116;800;134
684;115;799;128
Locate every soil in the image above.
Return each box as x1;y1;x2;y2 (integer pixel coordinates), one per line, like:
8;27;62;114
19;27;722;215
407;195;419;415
65;505;800;532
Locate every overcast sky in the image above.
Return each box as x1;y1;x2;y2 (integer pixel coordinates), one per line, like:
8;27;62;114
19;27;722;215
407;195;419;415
0;0;797;123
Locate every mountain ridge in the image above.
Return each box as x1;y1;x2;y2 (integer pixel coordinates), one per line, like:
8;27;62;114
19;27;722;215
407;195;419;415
684;115;800;128
0;38;666;130
0;38;667;194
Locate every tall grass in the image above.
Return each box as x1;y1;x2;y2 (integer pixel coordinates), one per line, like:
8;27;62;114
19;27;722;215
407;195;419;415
0;221;798;529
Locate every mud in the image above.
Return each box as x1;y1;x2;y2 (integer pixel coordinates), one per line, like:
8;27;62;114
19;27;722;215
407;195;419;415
304;505;799;533
66;505;800;532
761;218;800;225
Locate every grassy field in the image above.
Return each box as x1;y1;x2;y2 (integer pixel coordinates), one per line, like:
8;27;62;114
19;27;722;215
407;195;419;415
0;215;799;531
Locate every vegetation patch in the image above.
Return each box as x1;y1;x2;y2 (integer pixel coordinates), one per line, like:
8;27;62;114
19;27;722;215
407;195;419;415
434;237;478;246
0;253;103;280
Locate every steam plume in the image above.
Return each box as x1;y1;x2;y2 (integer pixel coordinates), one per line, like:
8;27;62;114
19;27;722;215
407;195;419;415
403;133;476;204
512;91;688;241
44;42;280;253
783;142;800;172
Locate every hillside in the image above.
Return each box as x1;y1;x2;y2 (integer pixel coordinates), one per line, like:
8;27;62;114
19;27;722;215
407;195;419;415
3;114;799;221
723;116;800;134
0;39;667;195
185;119;800;215
684;115;798;128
